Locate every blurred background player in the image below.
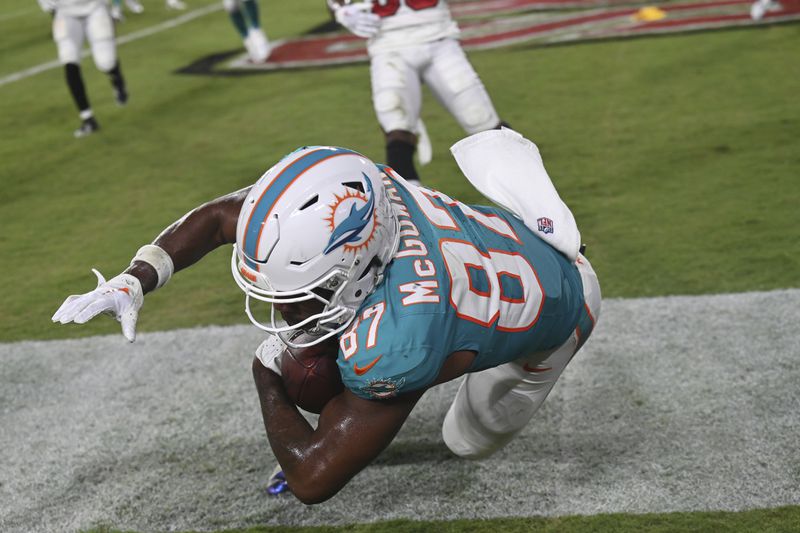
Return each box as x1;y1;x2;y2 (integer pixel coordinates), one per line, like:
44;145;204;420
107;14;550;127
328;0;508;184
224;0;271;63
39;0;129;137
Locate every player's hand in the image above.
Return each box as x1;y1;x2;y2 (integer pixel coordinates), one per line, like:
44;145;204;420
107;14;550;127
52;269;144;342
334;2;380;39
37;0;56;14
255;335;287;376
110;5;124;22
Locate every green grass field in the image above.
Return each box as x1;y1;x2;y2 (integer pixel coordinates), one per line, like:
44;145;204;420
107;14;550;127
83;505;800;533
2;0;799;530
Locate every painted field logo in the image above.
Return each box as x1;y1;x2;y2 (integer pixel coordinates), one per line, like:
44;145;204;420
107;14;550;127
537;217;554;234
176;0;800;75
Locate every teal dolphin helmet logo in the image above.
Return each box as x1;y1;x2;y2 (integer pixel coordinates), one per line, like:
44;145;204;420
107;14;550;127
324;174;376;255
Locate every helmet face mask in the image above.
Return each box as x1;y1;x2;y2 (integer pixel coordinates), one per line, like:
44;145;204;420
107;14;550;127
231;247;361;347
231;146;399;348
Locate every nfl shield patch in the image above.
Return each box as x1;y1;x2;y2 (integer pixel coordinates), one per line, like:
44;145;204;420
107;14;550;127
537;217;554;234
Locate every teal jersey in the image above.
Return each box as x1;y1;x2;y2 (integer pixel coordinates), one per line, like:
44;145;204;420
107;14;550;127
337;174;587;400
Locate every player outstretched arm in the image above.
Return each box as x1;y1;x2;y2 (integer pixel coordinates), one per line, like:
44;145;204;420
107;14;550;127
133;187;250;292
253;357;424;504
37;0;56;14
52;187;251;340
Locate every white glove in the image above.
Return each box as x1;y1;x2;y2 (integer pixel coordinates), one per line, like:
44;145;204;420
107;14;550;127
255;335;287;376
38;0;56;14
52;269;144;342
334;2;380;39
110;4;124;22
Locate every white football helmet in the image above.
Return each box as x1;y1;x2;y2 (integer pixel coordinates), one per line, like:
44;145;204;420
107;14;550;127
231;146;399;347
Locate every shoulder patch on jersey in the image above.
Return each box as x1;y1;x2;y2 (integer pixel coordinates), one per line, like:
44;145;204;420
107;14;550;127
360;377;406;400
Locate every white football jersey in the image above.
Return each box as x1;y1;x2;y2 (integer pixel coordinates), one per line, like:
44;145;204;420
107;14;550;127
368;0;460;53
51;0;108;17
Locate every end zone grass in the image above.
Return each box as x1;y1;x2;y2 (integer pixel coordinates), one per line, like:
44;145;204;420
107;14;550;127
82;505;800;532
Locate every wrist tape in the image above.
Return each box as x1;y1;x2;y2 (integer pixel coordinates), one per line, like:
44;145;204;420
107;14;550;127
131;244;174;289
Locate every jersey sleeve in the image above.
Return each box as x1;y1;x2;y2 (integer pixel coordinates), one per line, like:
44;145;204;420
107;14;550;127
339;344;443;400
336;300;447;400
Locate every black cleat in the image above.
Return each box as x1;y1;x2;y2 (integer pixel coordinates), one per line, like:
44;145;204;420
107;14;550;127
114;86;128;106
74;117;100;138
266;465;290;495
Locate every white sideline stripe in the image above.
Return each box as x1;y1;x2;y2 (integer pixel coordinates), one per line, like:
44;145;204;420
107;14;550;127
0;3;222;88
2;288;798;532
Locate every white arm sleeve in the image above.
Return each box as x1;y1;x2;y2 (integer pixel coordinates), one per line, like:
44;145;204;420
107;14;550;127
450;128;581;261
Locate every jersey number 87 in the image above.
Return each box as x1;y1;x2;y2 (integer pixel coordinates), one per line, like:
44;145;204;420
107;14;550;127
339;183;545;357
415;184;545;333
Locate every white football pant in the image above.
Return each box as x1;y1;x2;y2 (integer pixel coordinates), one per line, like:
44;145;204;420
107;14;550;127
442;254;601;459
53;3;117;71
370;38;500;135
451;129;582;261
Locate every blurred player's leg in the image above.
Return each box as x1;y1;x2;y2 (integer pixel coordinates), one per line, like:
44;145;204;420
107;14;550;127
242;0;270;61
386;130;420;184
53;12;98;137
224;0;269;62
246;26;270;63
65;64;99;137
443;256;601;459
423;39;501;135
107;63;128;106
63;64;89;113
224;0;249;39
415;118;432;166
371;48;424;183
86;4;128;106
242;0;260;27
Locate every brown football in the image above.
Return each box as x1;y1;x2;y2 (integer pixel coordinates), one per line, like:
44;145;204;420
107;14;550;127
280;333;343;414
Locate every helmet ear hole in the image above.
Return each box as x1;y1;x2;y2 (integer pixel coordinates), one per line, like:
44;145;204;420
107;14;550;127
358;257;381;280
